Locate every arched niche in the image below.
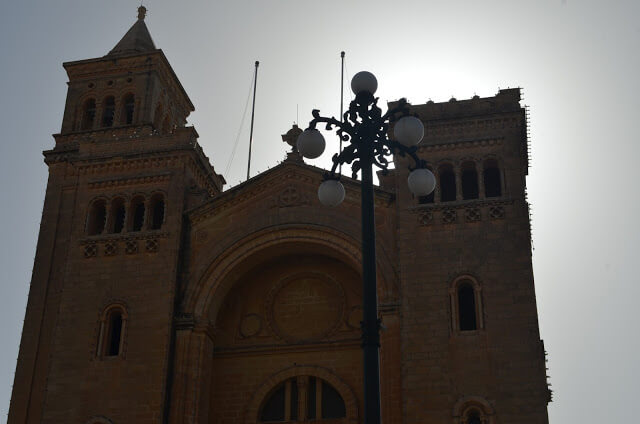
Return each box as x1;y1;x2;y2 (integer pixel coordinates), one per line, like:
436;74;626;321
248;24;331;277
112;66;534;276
213;252;361;348
184;225;397;322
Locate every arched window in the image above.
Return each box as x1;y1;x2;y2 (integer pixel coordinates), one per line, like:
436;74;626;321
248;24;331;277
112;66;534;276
98;305;127;358
483;159;502;198
461;161;479;200
153;104;163;129
149;194;165;230
259;376;346;422
453;397;494;424
458;283;477;331
109;198;126;234
129;196;145;232
466;411;482;424
439;164;456;202
450;276;483;333
87;199;107;235
81;98;96;130
102;96;115;127
121;93;135;125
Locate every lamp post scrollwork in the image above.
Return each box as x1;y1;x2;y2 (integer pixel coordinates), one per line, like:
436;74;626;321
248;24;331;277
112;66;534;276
297;71;435;424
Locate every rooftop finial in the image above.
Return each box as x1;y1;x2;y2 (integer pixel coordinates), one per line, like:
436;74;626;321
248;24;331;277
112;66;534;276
138;5;147;20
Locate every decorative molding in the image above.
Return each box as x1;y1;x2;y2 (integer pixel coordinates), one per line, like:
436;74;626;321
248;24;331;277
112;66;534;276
412;197;514;213
264;271;346;344
88;172;172;189
79;231;169;244
80;233;166;258
419;137;504;152
190;166;394;225
270;186;312;208
414;199;514;226
423;116;520;139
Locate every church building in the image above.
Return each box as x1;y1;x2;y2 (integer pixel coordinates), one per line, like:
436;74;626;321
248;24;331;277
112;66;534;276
8;7;550;424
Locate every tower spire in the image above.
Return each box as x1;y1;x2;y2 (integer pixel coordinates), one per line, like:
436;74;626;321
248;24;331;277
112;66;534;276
107;5;155;56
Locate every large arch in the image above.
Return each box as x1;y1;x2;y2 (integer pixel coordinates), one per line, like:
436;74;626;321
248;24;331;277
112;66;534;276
244;365;359;424
183;224;397;321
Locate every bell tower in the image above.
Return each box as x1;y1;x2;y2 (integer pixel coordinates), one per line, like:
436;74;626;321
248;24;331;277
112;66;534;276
9;7;224;424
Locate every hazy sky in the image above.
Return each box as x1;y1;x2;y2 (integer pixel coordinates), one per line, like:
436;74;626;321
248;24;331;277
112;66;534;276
1;0;639;422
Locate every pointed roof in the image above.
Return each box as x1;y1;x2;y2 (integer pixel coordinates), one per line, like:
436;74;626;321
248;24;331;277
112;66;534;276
107;6;156;57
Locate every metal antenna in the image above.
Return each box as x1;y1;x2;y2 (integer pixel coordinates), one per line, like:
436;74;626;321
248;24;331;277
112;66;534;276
339;51;345;175
247;61;259;180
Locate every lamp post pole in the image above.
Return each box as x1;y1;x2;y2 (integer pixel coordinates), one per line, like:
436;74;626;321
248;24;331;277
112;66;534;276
359;148;382;424
296;72;436;424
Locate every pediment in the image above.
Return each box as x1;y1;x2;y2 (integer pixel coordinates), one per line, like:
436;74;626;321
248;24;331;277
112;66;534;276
188;159;394;226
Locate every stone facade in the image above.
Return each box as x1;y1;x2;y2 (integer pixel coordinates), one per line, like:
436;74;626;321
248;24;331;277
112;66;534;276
8;8;550;424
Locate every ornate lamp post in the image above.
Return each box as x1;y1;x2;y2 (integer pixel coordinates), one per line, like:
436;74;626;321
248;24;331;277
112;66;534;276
297;71;436;424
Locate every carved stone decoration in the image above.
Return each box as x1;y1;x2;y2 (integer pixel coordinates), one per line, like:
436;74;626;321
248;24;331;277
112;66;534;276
464;207;481;222
103;241;117;256
489;205;505;219
274;186;311;208
125;239;138;254
84;243;97;258
442;208;457;224
265;272;345;343
418;211;433;226
145;239;158;253
239;313;262;338
195;229;208;244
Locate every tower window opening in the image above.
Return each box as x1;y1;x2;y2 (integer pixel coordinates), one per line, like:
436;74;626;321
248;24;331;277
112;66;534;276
461;162;479;200
149;194;165;230
102;96;115;127
110;198;126;233
483;159;502;197
87;200;107;235
458;283;477;331
130;197;145;232
122;93;135;125
81;98;96;130
439;164;456;202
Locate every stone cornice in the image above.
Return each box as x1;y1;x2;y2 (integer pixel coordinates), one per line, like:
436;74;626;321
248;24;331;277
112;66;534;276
88;171;172;189
421;115;521;141
212;338;361;357
418;137;504;152
46;127;223;194
79;231;169;245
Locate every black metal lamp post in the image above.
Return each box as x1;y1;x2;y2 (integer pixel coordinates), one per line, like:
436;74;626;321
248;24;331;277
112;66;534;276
297;72;436;424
